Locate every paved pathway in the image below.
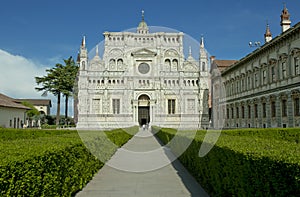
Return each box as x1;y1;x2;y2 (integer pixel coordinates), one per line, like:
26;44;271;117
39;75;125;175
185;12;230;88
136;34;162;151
76;128;209;197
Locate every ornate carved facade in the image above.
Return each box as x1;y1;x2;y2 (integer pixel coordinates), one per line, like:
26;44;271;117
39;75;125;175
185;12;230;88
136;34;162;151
75;15;209;130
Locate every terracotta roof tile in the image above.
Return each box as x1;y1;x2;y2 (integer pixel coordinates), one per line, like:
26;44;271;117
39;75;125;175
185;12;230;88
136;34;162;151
214;60;237;67
16;99;52;107
0;93;30;110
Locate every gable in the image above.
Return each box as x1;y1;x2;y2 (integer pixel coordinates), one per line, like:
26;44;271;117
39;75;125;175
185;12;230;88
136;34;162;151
131;48;157;57
183;63;198;72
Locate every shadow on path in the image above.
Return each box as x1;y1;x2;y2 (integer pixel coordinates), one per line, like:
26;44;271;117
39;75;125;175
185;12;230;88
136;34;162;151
76;128;209;197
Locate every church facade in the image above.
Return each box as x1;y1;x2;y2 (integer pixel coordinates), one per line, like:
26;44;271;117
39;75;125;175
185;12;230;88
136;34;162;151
75;15;210;130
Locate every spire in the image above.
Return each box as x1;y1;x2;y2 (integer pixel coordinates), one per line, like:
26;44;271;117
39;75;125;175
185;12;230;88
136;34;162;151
81;35;86;48
137;10;149;34
187;46;195;62
95;44;99;56
200;35;205;49
142;10;145;21
91;44;101;62
280;3;291;32
264;22;272;43
80;35;87;55
199;36;208;72
199;35;207;60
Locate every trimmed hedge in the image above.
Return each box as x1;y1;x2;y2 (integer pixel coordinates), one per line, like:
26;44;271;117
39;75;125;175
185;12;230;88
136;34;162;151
0;144;102;196
154;127;300;196
0;127;138;196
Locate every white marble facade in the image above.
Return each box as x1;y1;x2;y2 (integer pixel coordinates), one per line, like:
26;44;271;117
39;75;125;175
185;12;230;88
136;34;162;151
76;15;209;130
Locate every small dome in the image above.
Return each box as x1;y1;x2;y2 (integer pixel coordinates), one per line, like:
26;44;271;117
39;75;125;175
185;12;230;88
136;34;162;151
137;10;149;34
138;20;148;29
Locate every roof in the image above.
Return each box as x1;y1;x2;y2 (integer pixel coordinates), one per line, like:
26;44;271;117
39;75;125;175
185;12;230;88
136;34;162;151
222;21;300;75
0;93;30;110
213;60;238;71
16;99;52;107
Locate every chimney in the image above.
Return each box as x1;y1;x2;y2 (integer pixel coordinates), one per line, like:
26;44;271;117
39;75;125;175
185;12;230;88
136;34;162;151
264;23;272;43
280;4;291;33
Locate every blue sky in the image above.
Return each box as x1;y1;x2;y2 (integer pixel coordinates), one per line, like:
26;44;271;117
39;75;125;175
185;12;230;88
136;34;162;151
0;0;300;116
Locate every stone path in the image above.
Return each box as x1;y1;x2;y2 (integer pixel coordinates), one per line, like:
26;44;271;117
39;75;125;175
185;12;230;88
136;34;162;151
76;128;209;197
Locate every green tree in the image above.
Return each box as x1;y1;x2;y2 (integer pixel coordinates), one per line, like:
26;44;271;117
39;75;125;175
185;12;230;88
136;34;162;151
35;63;65;126
21;101;44;127
21;101;40;118
35;56;79;126
61;56;79;120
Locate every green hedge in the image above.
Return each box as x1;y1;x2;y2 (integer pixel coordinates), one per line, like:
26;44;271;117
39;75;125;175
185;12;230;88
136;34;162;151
0;144;102;196
0;127;138;196
154;127;300;196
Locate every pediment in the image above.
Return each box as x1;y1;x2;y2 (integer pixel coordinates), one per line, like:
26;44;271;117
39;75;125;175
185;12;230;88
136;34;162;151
183;63;198;72
131;48;157;57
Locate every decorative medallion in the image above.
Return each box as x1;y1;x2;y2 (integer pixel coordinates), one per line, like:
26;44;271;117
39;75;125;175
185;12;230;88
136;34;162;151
138;62;150;74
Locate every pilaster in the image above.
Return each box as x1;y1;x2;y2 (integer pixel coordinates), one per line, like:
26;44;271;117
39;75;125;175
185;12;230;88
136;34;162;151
275;94;282;127
287;92;293;127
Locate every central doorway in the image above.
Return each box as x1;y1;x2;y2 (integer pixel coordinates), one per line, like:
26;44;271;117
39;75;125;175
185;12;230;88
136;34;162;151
138;94;150;126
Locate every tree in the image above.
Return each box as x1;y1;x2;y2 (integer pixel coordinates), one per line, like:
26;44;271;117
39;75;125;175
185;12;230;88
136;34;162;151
21;101;40;118
35;56;79;126
21;101;41;127
35;63;65;126
61;56;79;120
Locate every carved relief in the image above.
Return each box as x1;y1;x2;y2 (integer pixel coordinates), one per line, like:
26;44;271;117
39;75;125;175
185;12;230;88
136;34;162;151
164;49;179;57
109;48;123;57
183;63;197;72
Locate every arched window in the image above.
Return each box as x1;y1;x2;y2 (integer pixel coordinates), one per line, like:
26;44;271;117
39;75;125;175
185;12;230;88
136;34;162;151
294;57;299;75
202;62;206;71
172;59;178;71
165;59;171;71
117;59;123;68
81;61;86;70
138;94;150;101
109;59;116;69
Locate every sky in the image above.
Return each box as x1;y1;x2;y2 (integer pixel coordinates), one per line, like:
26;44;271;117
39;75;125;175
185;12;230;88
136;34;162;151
0;0;299;116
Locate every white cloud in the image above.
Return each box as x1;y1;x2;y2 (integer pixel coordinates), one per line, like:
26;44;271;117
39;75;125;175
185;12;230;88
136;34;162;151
0;49;47;98
0;49;74;117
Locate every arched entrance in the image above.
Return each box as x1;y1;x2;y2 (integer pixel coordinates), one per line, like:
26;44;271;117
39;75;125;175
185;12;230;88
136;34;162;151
138;94;150;126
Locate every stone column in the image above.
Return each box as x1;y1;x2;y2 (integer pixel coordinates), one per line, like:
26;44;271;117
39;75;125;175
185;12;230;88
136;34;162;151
275;94;282;127
287;91;294;127
255;99;262;128
250;101;255;128
258;101;263;128
266;97;271;127
245;101;250;128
